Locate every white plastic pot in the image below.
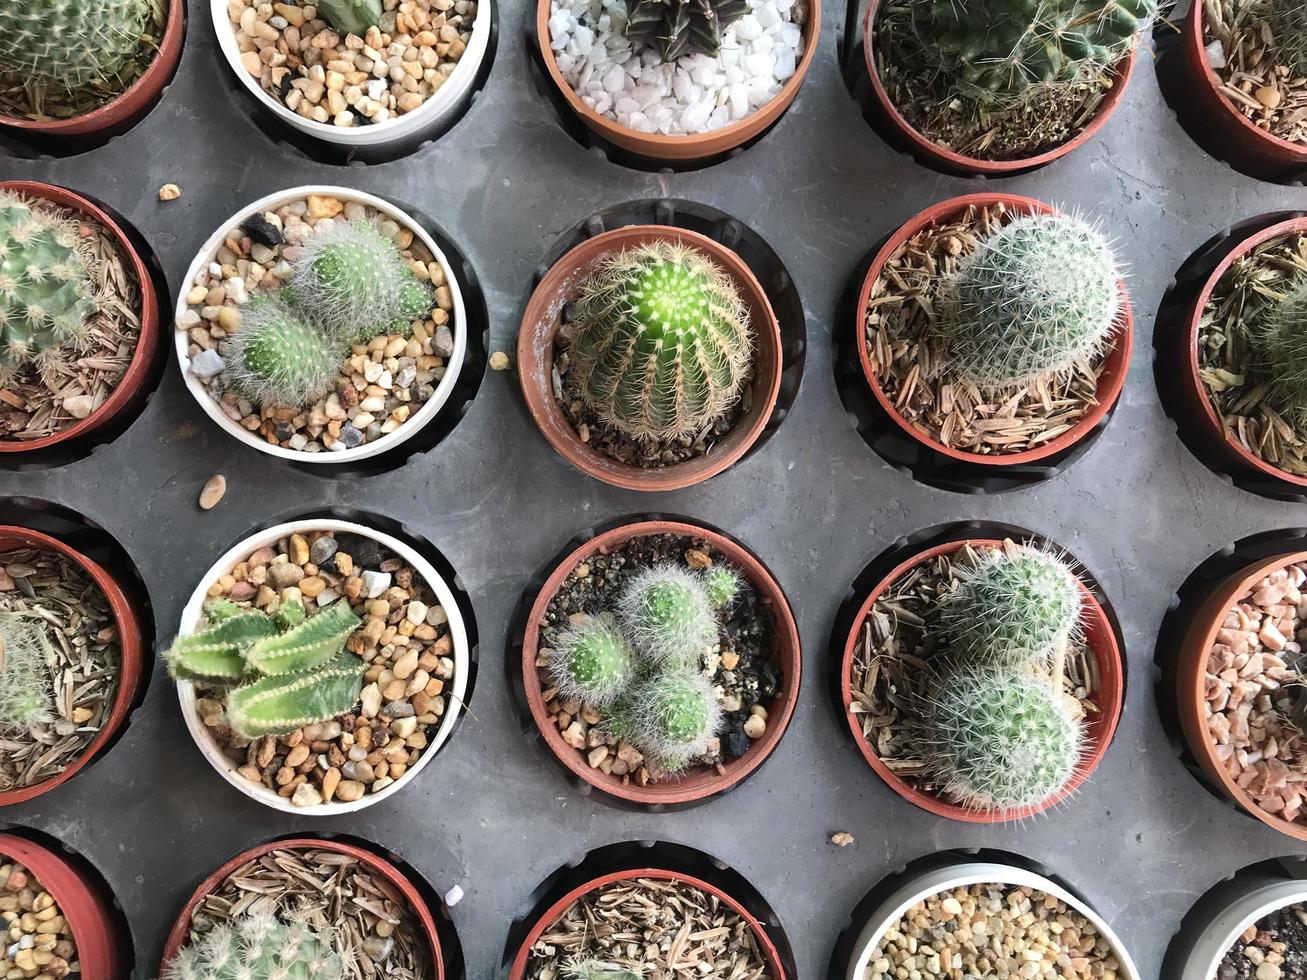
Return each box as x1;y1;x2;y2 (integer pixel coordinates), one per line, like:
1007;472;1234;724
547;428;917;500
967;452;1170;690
174;185;468;464
1174;875;1307;980
844;862;1141;980
175;518;471;816
212;0;493;147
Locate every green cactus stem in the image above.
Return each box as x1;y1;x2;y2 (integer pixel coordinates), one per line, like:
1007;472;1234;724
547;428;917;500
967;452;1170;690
164;611;279;681
550;621;634;707
628;669;722;770
314;0;382;37
0;613;53;728
622;0;750;61
244;601;361;677
224;295;342;410
701;566;740;609
226;652;364;738
162;910;345;980
616;564;718;668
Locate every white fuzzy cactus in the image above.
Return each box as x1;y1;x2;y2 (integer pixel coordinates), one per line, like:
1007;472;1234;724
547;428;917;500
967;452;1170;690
163;911;344;980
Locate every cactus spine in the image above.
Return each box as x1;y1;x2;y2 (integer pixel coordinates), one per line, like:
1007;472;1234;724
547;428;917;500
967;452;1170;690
617;565;718;668
549;621;634;707
569;241;753;442
163;911;344;980
223;296;342;410
622;0;749;61
0;0;157;99
1255;276;1307;429
0;613;52;728
1266;0;1307;75
628;669;722;771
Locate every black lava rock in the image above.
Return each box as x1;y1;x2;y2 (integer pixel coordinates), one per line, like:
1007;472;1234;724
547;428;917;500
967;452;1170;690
243;213;284;248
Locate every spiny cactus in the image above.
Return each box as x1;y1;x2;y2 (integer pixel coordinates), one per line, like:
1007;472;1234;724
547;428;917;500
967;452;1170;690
550;621;634;707
165;608;280;680
910;0;1155;105
617;565;718;668
701;567;740;609
224;296;341;409
163;910;344;980
244;602;362;676
314;0;382;37
628;670;722;770
0;192;99;385
937;213;1122;388
1266;0;1307;75
569;241;753;442
940;547;1083;670
562;957;641;980
1254;276;1307;429
0;613;52;728
623;0;749;61
227;652;364;738
0;0;157;99
922;668;1082;811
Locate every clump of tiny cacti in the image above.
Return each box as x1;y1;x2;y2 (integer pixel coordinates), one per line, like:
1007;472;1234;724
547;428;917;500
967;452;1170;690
163;911;345;980
622;0;749;61
0;613;53;729
1266;0;1307;75
562;956;641;980
568;241;753;442
1254;276;1307;429
550;622;634;707
223;295;341;410
617;565;718;668
165;597;363;739
937;213;1123;388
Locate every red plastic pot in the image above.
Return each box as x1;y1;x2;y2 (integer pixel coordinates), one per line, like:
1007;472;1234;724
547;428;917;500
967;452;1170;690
1182;2;1307;178
159;838;444;978
0;526;143;806
518;225;783;491
862;0;1136;175
520;519;801;807
0;182;162;455
855;192;1133;468
507;868;786;979
838;538;1126;823
0;833;123;980
1176;215;1307;491
1176;550;1307;842
0;0;185;138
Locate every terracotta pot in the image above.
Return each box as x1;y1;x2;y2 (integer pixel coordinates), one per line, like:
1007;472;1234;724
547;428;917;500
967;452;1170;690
0;834;123;980
1176;215;1307;491
1182;2;1307;178
1176;550;1307;841
159;838;444;978
0;0;185;138
508;867;786;979
520;519;801;807
518;225;782;491
861;0;1136;175
0;526;143;806
854;192;1133;468
0;182;162;455
838;538;1126;823
533;0;821;165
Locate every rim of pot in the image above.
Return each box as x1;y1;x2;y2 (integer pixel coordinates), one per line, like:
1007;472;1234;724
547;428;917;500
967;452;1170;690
508;867;786;980
843;861;1140;980
532;0;822;162
860;0;1137;175
174;518;470;816
853;192;1133;467
158;836;444;980
1179;879;1307;980
838;538;1125;823
173;185;468;464
1181;214;1307;489
210;0;493;146
520;518;801;806
1178;549;1307;841
0;526;144;806
516;224;783;491
0;181;161;455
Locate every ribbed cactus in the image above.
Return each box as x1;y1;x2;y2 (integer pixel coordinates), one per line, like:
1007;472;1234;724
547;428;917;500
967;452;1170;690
922;668;1082;811
937;213;1122;388
562;958;641;980
224;296;341;410
623;0;749;61
617;565;718;668
940;548;1083;670
701;567;740;609
244;602;362;676
0;613;52;728
1255;276;1307;429
227;653;364;738
163;911;344;980
569;241;753;442
315;0;382;37
911;0;1155;104
0;0;157;98
549;621;634;707
628;669;722;771
1266;0;1307;75
165;608;280;680
0;192;99;384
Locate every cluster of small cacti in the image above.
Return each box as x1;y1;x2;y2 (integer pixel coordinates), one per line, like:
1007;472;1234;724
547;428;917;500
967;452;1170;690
936;213;1123;388
549;561;742;771
1254;276;1307;429
568;241;753;442
0;191;101;387
163;911;345;980
0;613;53;729
909;0;1156;105
165;596;363;739
225;219;432;410
622;0;749;61
1266;0;1307;75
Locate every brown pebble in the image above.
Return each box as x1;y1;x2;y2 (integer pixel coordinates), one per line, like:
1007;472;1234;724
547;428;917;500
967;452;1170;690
830;832;856;847
198;474;227;510
158;183;181;201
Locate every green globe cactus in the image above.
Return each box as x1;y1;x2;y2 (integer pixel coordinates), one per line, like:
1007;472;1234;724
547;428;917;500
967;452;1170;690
1266;0;1307;75
623;0;749;61
628;669;722;771
937;213;1122;388
1255;276;1307;429
0;613;52;729
550;621;634;707
940;547;1083;670
0;0;157;100
568;241;753;441
701;567;740;609
617;565;718;668
922;668;1082;811
163;911;344;980
224;296;342;409
0;191;99;385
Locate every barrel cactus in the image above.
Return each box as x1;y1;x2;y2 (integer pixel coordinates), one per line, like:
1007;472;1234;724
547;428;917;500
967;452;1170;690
1266;0;1307;74
0;0;157;99
223;296;341;409
550;621;634;707
0;192;99;384
568;241;753;442
0;613;52;729
623;0;749;61
617;564;718;668
922;668;1082;811
628;670;722;771
1255;276;1307;429
937;213;1122;388
163;911;344;980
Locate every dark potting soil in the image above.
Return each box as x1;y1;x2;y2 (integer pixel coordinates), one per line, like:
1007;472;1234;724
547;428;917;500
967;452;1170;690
1218;902;1307;980
538;533;780;781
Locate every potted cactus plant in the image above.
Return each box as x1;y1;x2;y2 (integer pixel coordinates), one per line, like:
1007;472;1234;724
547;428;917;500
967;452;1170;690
174;186;467;464
863;0;1154;174
0;0;184;139
518;225;782;490
855;193;1132;470
839;534;1125;821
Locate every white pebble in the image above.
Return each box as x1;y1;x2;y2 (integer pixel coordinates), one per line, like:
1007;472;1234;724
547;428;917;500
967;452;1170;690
189;349;226;379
